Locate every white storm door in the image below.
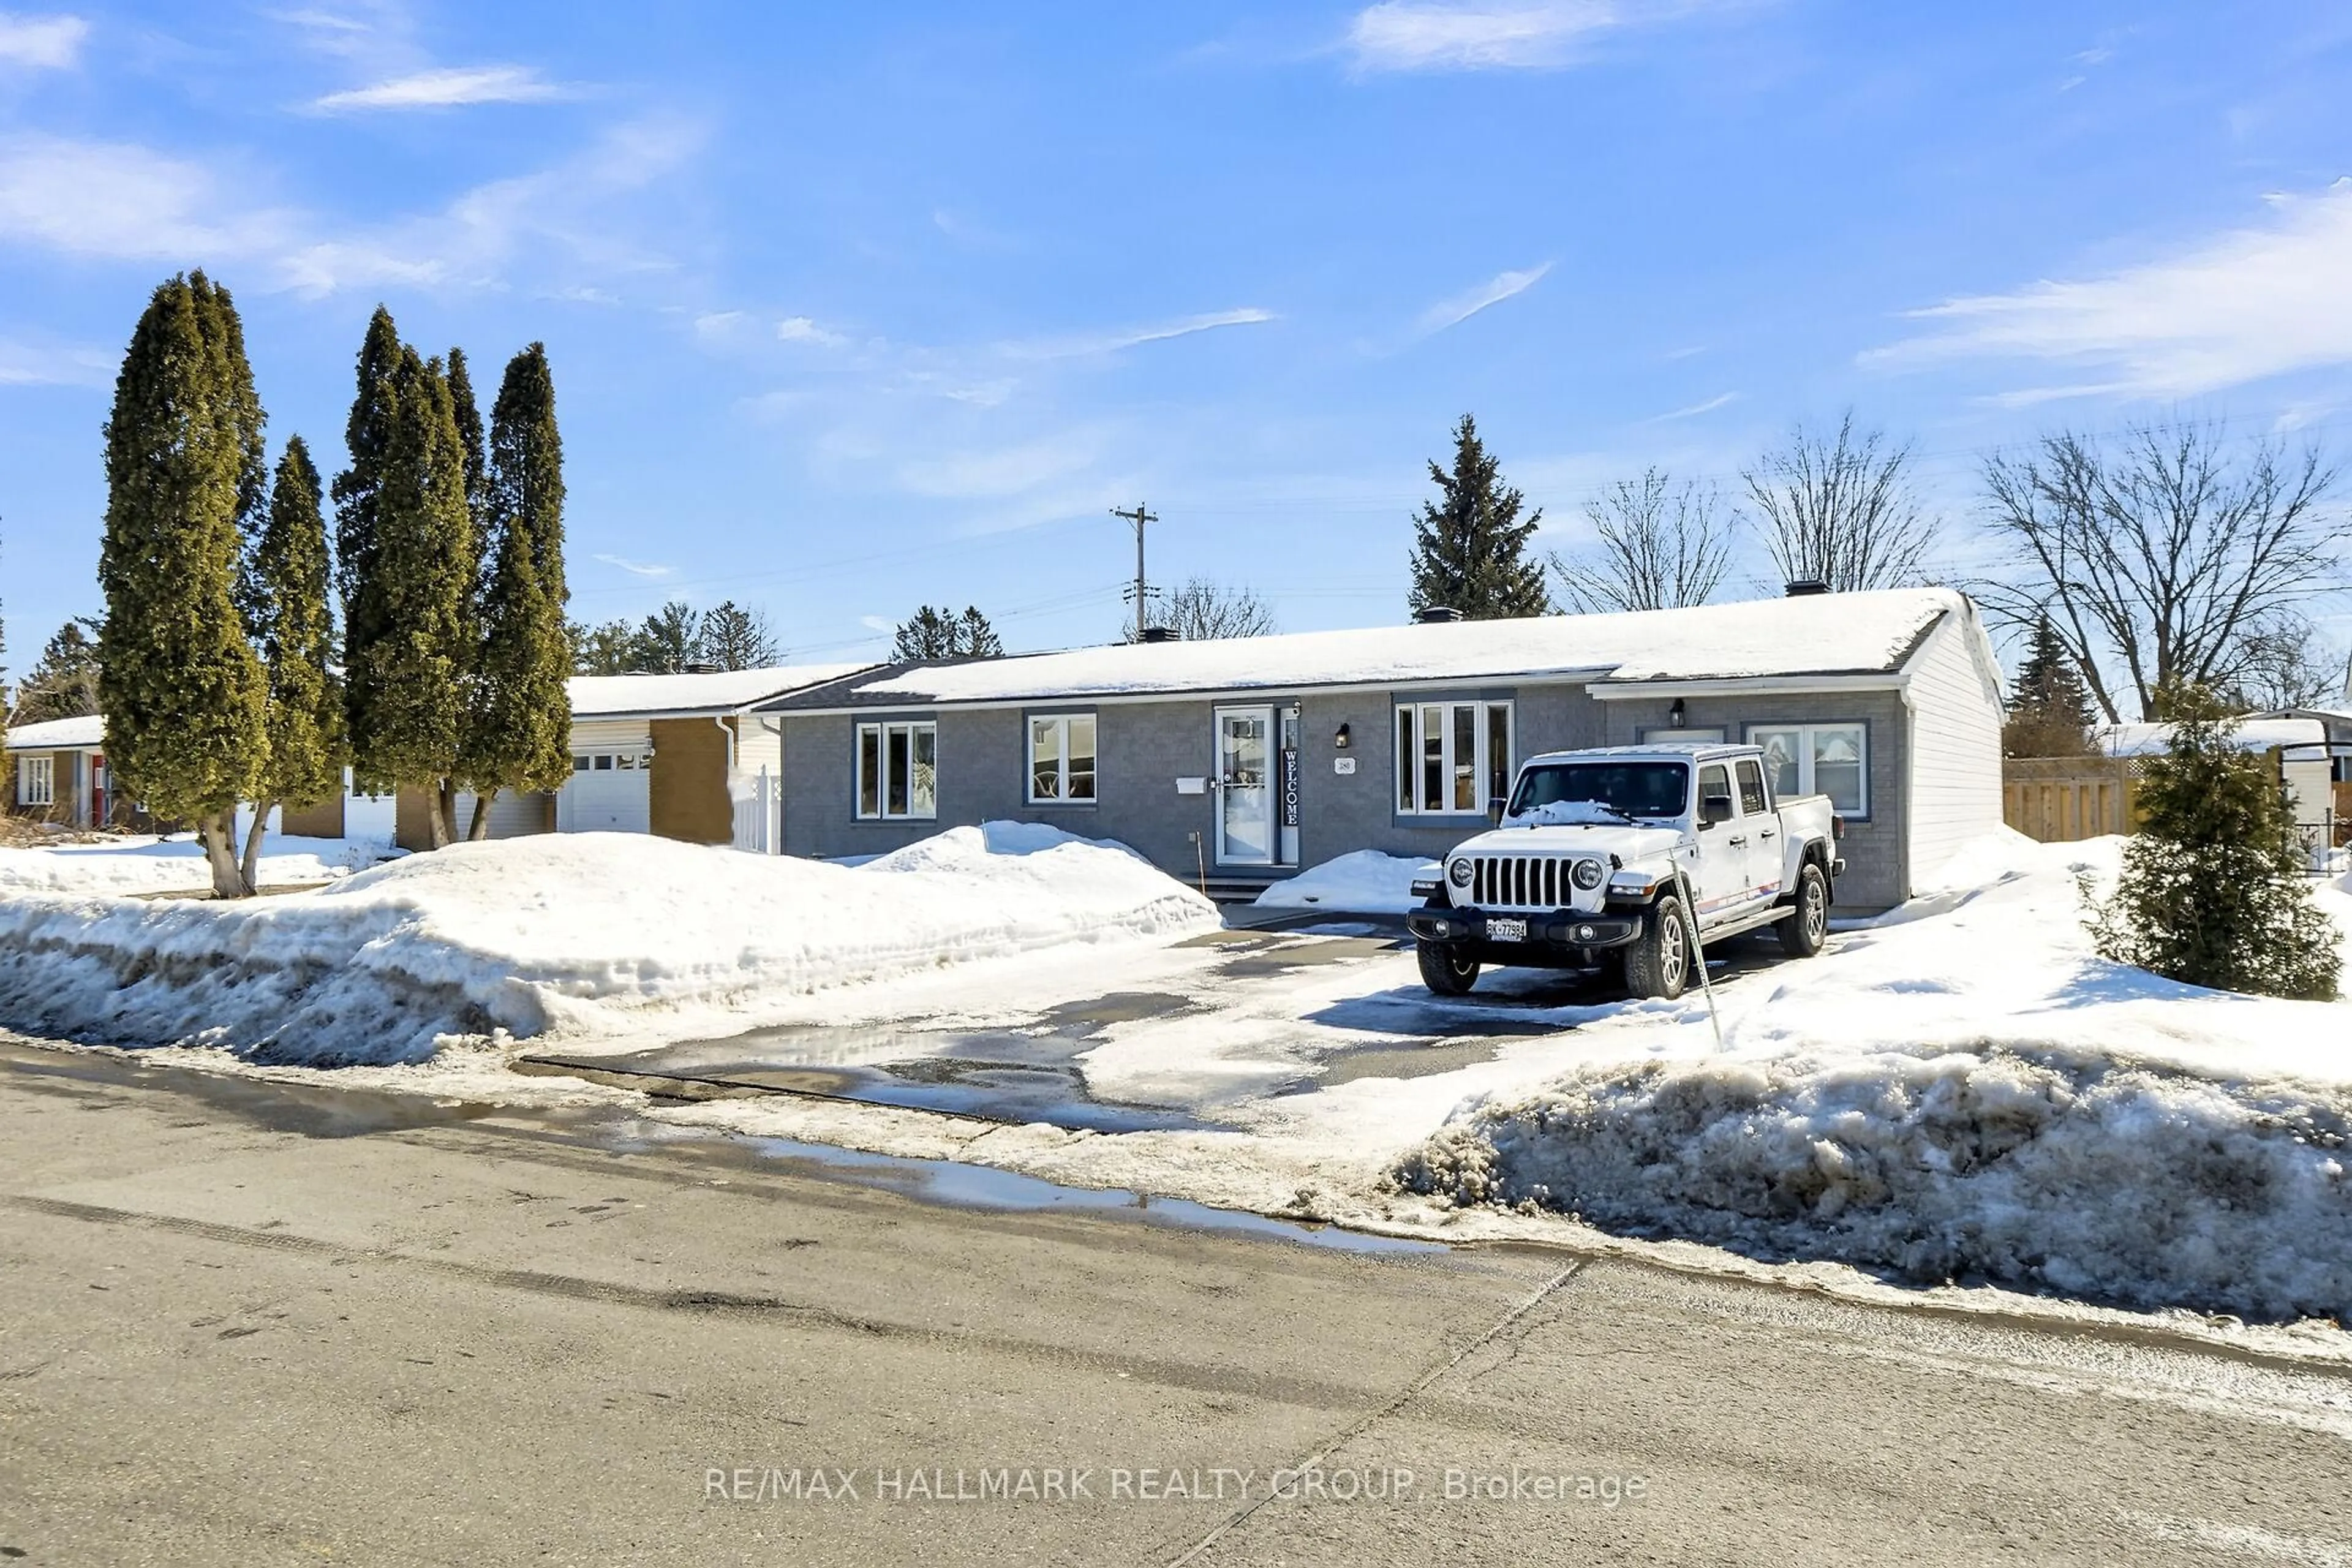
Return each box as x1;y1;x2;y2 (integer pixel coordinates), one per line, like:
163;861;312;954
1213;706;1276;865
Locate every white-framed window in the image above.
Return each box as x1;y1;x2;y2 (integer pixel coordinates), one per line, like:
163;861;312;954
1028;714;1097;804
1749;723;1868;816
1394;699;1513;815
857;720;937;820
17;755;55;808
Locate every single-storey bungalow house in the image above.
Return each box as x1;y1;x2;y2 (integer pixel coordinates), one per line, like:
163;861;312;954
6;714;113;829
759;587;2005;913
388;662;872;851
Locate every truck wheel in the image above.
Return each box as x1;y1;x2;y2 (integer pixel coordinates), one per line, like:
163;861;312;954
1778;862;1830;958
1623;895;1692;1001
1416;940;1480;997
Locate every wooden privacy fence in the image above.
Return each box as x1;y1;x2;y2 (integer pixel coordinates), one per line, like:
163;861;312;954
2002;756;2140;843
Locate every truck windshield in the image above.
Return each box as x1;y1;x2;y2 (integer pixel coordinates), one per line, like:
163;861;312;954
1508;762;1691;820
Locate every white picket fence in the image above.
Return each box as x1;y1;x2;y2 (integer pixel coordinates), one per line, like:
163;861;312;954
731;766;780;855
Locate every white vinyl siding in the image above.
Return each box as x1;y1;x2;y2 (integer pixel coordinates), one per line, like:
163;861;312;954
17;755;54;807
1902;612;2006;890
1395;700;1513;815
857;720;937;820
451;789;554;839
1028;714;1097;804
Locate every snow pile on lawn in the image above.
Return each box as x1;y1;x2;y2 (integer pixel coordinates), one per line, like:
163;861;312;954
1395;1046;2352;1320
1394;831;2352;1321
1253;850;1438;914
0;834;388;895
0;825;1216;1067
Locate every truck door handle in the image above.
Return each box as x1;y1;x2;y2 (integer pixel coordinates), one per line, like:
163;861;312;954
1759;827;1777;838
1727;835;1748;846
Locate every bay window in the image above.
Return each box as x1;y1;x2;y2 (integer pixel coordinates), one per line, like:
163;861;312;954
856;720;937;820
1749;723;1867;816
1394;699;1513;815
1028;714;1096;804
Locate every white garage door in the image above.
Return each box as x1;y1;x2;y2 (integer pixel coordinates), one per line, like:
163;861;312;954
557;748;651;834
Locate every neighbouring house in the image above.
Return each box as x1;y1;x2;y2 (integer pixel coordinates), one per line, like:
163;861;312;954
759;587;2005;913
4;714;116;829
391;663;872;852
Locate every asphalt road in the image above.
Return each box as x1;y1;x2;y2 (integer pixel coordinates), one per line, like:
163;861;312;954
4;1039;2349;1567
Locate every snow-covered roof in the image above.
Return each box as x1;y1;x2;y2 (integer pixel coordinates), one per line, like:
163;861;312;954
567;663;872;718
5;714;104;750
2097;717;2326;758
778;589;1967;710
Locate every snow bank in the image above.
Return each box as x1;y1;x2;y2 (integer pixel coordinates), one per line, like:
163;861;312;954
1395;1046;2352;1321
1253;850;1438;914
0;825;1216;1067
0;834;391;895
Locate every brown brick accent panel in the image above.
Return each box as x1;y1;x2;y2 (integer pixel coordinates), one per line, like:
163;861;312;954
649;718;733;844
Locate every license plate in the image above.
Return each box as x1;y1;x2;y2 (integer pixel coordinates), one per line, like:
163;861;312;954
1487;918;1528;943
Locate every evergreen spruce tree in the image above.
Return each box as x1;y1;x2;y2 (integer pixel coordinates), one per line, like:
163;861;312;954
2003;618;2098;757
345;347;474;846
696;600;780;671
1407;414;1551;621
635;600;700;672
568;618;639;676
238;436;345;881
459;344;573;839
97;273;268;896
2089;682;2339;999
12;619;104;724
891;605;1001;660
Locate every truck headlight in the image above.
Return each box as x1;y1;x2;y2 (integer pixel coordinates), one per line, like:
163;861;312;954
1570;858;1604;891
1447;858;1473;888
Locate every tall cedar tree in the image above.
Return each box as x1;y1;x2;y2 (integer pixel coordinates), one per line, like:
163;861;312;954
346;348;475;846
238;437;346;882
445;347;489;527
332;306;401;631
2088;682;2339;999
97;273;268;896
461;344;573;838
1407;415;1551;620
2003;619;2097;758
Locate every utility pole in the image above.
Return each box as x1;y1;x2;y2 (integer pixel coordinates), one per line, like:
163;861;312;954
1110;503;1158;640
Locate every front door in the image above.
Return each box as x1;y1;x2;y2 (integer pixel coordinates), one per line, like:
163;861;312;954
1214;706;1276;865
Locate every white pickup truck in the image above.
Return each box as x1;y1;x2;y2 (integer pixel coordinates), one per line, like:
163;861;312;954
1404;742;1845;1001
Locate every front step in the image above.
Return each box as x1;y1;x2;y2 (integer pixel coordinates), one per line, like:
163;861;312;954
1200;872;1287;904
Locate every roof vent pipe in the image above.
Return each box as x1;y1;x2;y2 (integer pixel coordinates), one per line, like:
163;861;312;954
1138;626;1180;644
683;660;725;674
1782;579;1831;598
1415;605;1463;624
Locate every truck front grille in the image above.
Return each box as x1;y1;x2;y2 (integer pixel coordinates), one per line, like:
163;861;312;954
1469;854;1580;910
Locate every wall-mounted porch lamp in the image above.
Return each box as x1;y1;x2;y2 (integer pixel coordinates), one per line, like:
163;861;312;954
1333;722;1351;749
1668;699;1686;729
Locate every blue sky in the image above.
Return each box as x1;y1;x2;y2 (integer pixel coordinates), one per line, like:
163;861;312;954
2;1;2350;668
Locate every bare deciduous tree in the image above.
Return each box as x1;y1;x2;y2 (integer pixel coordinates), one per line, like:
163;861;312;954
1131;578;1276;641
1977;423;2340;722
1743;412;1936;592
1548;468;1733;614
2220;614;2346;714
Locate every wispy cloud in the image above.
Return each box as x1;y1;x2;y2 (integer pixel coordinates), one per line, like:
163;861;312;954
1416;262;1551;335
0;335;108;387
1000;307;1276;361
0;12;88;70
595;554;673;578
776;315;846;348
1864;180;2352;401
0;134;293;258
1652;390;1740;420
1344;1;1744;72
311;64;570;113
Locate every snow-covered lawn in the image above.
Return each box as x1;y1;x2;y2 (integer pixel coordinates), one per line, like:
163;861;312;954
9;818;2352;1333
0;832;391;895
0;824;1217;1065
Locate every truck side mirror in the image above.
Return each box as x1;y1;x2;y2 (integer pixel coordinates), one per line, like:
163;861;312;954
1487;797;1506;827
1700;794;1735;827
